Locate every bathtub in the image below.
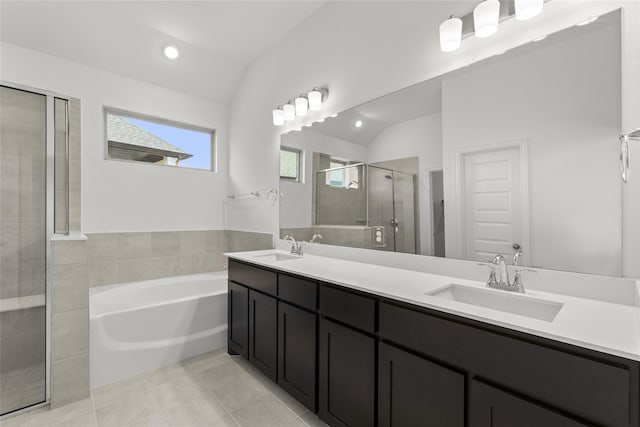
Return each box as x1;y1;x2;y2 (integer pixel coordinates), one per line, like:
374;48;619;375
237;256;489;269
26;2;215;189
90;272;227;389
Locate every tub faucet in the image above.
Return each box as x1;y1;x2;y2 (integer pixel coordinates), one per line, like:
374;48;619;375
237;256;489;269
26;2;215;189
283;235;303;256
311;234;323;243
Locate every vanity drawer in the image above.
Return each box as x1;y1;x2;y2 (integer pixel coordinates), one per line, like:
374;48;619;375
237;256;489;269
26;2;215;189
379;302;631;427
228;260;277;296
319;285;375;333
278;274;317;311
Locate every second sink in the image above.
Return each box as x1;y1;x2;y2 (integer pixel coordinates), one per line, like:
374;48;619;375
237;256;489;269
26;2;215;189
427;284;563;322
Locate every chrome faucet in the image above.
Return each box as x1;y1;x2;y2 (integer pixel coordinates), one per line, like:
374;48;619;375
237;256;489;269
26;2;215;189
311;234;323;243
484;254;526;293
283;235;303;256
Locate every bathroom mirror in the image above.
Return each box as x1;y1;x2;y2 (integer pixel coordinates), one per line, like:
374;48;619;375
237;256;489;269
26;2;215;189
279;10;622;277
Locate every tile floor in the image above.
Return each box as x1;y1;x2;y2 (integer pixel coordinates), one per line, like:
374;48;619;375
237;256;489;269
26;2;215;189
0;350;328;427
0;364;46;415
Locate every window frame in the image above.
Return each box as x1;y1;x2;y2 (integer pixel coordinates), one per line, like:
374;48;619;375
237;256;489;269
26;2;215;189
280;145;303;183
103;107;217;172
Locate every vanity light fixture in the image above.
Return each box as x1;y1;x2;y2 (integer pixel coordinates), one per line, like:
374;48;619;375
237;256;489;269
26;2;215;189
283;102;295;121
439;16;463;52
354;120;363;128
163;45;180;60
308;87;328;111
272;107;285;126
474;0;500;38
576;16;599;26
272;87;329;126
514;0;543;20
440;0;550;52
295;95;308;117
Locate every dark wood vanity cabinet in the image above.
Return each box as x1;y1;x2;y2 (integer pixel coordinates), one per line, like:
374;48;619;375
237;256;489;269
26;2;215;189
227;281;249;358
318;317;376;427
469;380;587;427
378;342;464;427
228;259;640;427
248;290;278;381
278;301;316;411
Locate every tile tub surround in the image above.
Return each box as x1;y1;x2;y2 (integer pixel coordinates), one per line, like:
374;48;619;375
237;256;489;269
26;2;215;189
86;230;272;287
51;239;89;408
226;249;640;362
0;349;327;427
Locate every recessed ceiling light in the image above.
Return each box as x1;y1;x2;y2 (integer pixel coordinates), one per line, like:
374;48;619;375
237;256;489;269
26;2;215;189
576;16;598;26
354;120;363;128
533;35;547;42
163;45;180;60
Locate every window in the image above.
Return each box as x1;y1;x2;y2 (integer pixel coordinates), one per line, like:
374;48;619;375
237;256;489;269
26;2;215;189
280;146;302;181
105;109;214;171
326;160;360;189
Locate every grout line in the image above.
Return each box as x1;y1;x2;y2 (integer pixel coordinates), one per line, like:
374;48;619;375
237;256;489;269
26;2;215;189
228;357;313;426
140;368;171;427
184;354;241;427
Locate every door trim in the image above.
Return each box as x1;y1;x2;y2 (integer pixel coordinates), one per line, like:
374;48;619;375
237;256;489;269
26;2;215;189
455;139;530;263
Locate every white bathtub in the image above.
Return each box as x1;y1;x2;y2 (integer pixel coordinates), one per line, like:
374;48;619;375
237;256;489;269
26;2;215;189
90;272;227;389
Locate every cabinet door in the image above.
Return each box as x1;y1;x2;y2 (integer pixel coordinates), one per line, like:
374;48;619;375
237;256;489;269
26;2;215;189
378;342;464;427
228;281;248;358
470;380;587;427
318;318;375;427
278;302;317;412
249;290;278;381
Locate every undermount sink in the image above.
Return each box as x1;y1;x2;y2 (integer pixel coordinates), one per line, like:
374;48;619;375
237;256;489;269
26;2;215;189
427;284;563;322
252;252;301;262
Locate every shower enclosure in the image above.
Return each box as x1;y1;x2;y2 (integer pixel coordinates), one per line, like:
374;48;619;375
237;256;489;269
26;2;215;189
0;84;69;416
315;163;417;253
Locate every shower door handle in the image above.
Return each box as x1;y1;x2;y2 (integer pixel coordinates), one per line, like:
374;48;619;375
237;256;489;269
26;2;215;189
390;219;399;232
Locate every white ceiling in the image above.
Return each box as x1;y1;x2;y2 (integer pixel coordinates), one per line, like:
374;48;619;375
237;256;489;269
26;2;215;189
0;1;326;104
307;76;443;146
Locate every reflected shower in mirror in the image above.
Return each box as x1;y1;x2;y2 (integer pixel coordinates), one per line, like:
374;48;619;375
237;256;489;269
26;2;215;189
279;10;622;277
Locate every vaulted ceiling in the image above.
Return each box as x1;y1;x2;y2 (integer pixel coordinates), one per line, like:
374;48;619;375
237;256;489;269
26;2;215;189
0;1;326;104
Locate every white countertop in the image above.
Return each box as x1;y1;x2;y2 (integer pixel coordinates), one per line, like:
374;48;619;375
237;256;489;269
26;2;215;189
225;249;640;362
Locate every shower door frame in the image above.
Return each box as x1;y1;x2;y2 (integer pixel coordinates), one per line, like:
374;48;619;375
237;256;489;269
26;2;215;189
1;81;70;415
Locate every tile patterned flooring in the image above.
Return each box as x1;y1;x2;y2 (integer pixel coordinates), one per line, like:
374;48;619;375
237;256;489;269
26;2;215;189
0;364;46;415
0;350;328;427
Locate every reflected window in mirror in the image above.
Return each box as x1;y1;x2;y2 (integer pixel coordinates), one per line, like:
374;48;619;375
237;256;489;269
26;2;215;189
280;146;302;182
326;159;360;189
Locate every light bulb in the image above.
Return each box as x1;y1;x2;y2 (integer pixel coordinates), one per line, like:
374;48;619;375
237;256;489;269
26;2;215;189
308;89;323;111
515;0;543;20
295;96;308;117
439;16;463;52
283;103;295;121
272;108;284;126
163;45;180;60
474;0;500;38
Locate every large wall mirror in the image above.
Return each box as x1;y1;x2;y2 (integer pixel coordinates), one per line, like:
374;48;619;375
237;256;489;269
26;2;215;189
279;10;622;277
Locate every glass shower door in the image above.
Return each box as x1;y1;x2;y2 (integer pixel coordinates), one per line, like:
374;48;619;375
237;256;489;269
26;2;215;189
367;166;396;251
0;86;48;415
390;170;416;254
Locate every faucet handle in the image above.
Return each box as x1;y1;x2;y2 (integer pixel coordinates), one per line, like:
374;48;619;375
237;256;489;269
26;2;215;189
297;241;304;256
486;268;498;287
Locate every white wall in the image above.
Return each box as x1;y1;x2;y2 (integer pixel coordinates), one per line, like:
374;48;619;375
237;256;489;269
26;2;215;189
280;130;366;228
1;42;228;233
367;114;443;255
441;19;621;276
228;1;640;278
